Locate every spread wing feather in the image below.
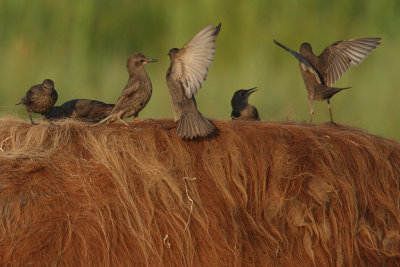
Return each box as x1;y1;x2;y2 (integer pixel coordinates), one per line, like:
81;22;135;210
319;38;381;86
170;23;221;99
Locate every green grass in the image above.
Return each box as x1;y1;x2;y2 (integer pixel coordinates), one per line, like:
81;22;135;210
1;0;399;139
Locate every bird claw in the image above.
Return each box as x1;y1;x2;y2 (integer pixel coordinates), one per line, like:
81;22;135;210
49;121;60;128
146;119;175;136
125;125;137;131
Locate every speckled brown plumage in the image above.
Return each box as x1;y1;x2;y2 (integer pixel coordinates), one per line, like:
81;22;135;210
231;87;260;121
166;23;221;139
17;79;58;125
274;38;381;124
98;53;156;127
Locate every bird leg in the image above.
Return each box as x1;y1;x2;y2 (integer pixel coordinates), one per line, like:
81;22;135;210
118;118;133;128
117;114;135;129
327;99;336;125
172;106;180;122
29;113;38;125
308;98;314;125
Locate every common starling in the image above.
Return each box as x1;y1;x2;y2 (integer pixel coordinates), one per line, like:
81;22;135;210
44;99;114;123
274;38;381;124
17;79;58;125
98;53;156;127
231;87;260;121
43;106;67;121
166;23;221;139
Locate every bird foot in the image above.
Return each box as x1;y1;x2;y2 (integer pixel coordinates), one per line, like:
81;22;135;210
124;124;137;131
146;119;175;137
48;121;60;128
330;121;337;126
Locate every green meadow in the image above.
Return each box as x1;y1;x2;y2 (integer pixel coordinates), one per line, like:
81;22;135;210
0;0;399;139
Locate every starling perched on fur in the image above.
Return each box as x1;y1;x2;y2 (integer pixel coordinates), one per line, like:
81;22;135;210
166;23;221;139
99;53;156;127
17;79;58;125
43;106;67;121
274;38;381;124
44;99;114;123
231;87;260;121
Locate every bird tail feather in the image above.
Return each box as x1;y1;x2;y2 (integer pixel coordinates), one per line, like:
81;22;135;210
323;86;351;99
176;106;216;139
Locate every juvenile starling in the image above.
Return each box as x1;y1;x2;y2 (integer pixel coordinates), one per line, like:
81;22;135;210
166;23;221;139
44;99;115;123
274;38;381;124
99;53;156;127
17;79;58;125
231;87;260;121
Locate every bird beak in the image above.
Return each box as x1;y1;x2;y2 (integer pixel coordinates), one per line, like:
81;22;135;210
147;58;157;63
246;87;258;95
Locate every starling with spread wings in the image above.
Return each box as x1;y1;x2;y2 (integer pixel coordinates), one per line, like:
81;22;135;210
99;53;156;127
231;87;260;121
274;38;381;124
17;79;58;125
166;23;221;139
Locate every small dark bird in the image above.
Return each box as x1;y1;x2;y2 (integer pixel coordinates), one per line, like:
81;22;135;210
44;99;114;123
99;53;156;127
43;106;67;121
274;38;381;124
17;79;58;125
166;23;221;139
231;87;260;121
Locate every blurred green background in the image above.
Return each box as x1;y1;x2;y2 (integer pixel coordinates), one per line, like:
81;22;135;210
0;0;399;139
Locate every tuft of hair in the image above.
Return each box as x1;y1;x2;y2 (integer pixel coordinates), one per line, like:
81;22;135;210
0;117;399;266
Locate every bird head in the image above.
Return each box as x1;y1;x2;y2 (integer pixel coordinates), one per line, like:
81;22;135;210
231;87;258;111
300;43;313;55
42;79;54;91
167;48;180;60
127;53;157;70
42;106;66;120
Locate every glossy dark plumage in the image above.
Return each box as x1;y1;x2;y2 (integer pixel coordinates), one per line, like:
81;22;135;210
166;23;221;139
99;53;156;127
43;106;67;121
274;38;381;124
17;79;58;125
231;87;260;121
44;99;114;123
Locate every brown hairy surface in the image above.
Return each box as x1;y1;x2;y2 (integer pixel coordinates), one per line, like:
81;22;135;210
0;117;399;266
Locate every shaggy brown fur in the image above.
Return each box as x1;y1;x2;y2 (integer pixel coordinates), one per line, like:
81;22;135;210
0;118;399;266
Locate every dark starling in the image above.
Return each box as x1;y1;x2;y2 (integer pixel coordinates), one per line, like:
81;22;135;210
43;106;67;121
166;23;221;139
44;99;115;123
16;79;58;125
99;53;156;127
231;87;260;121
274;38;381;124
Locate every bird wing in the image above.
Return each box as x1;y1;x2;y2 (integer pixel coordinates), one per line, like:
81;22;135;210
273;40;324;84
171;23;221;99
319;38;381;86
112;79;142;111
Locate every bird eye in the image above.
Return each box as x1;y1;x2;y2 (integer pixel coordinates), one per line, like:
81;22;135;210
140;59;146;62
